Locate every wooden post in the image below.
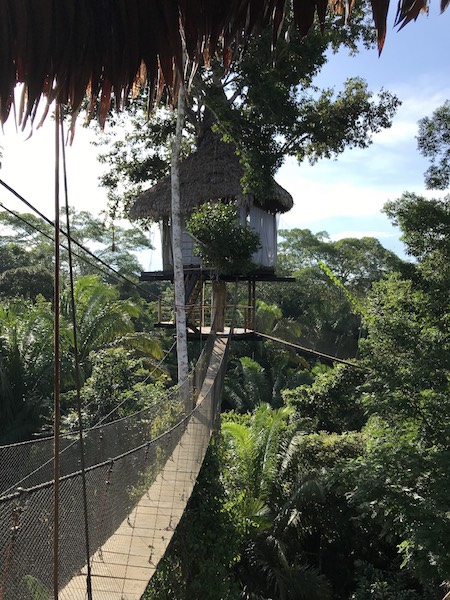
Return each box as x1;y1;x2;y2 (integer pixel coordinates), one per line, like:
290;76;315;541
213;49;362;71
250;279;256;330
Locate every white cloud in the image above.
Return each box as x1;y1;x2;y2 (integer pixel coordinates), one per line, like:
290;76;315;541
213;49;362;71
1;119;108;218
329;230;395;241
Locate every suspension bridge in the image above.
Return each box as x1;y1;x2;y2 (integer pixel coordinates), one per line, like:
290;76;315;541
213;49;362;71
0;329;231;600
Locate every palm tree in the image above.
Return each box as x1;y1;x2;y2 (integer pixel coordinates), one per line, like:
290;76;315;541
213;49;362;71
223;357;272;411
0;299;54;442
60;275;148;383
221;405;331;599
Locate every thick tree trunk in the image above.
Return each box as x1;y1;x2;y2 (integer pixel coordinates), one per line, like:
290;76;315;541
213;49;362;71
212;279;227;332
171;86;189;394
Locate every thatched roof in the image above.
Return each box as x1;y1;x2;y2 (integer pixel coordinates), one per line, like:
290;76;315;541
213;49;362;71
0;0;445;130
128;132;294;220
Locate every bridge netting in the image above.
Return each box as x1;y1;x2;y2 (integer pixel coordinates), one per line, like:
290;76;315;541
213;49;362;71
0;329;230;600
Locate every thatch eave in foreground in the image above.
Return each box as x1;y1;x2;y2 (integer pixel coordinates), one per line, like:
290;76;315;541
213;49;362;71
0;0;444;130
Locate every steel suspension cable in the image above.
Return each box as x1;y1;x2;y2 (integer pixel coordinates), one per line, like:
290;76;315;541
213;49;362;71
0;199;156;300
60;118;93;600
0;177;161;301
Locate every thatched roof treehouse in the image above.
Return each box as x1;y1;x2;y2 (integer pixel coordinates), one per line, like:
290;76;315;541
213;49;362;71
129;127;293;272
129;125;294;335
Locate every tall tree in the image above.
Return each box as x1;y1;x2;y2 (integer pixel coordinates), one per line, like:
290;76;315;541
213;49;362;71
340;193;450;593
96;9;399;217
171;86;190;390
417;100;450;189
0;208;152;280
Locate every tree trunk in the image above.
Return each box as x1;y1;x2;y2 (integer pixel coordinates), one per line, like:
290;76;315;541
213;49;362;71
171;86;189;395
212;279;227;332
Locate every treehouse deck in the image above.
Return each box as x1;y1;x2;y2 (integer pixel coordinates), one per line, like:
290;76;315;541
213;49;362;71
187;325;261;341
139;269;295;283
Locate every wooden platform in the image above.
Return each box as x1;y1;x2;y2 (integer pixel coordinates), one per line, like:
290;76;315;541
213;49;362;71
60;337;228;600
140;269;295;283
187;326;260;341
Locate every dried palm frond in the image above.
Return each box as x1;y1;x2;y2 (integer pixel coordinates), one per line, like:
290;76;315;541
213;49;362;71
394;0;429;30
0;0;446;130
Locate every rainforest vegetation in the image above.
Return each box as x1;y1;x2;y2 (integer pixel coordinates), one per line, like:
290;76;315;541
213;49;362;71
0;192;448;598
1;6;449;598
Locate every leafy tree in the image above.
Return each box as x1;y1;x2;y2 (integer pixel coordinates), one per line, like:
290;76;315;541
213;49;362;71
221;405;332;599
186;202;260;275
0;208;152;283
205;19;399;197
283;363;366;433
261;230;403;357
223;356;272;411
278;228;402;294
96;9;399;216
383;192;450;292
68;346;168;426
417;100;450;189
346;270;450;590
351;561;428;600
0;298;54;442
60;275;155;383
0;243;31;273
0;266;54;300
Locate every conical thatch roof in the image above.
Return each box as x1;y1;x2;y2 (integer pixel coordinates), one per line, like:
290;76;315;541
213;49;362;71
0;0;444;130
128;132;293;221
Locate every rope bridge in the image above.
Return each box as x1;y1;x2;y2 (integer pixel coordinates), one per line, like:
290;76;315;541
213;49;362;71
0;330;231;600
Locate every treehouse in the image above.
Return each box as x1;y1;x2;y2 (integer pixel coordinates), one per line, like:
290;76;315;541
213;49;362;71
129;128;295;337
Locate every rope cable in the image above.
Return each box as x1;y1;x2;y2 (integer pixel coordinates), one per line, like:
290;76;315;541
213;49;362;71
254;330;367;370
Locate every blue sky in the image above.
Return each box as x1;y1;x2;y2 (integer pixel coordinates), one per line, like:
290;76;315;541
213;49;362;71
276;5;450;257
0;6;449;268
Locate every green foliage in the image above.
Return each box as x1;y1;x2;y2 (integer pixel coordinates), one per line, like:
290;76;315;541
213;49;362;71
66;346;168;426
344;263;450;589
22;575;50;600
0;208;152;283
361;274;449;417
61;275;140;381
0;243;31;273
186;202;260;275
0;274;166;442
94;105;195;216
284;364;366;434
224;356;271;411
383;193;450;292
207;16;399;198
0;298;54;443
96;9;398;214
278;228;402;293
0;266;53;300
351;561;428;600
318;261;366;318
221;405;333;599
417;100;450;189
269;229;403;357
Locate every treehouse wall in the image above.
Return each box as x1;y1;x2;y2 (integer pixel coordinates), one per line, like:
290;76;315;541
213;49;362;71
161;206;278;271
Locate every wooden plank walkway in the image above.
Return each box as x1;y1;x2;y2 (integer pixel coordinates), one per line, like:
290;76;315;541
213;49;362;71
60;336;227;600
